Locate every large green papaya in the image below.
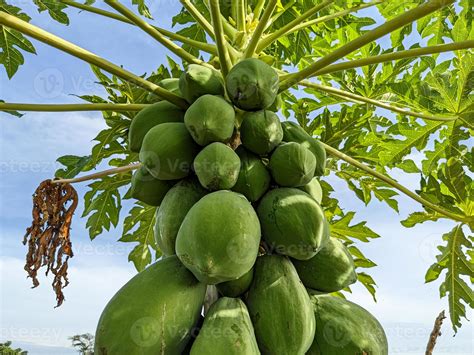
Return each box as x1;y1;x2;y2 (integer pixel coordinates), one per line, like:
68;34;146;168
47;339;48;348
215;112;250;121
226;58;279;111
257;188;329;260
299;177;323;204
269;142;316;187
190;298;260;355
147;78;182;103
155;178;207;255
281;121;326;176
240;110;283;155
140;122;200;180
176;190;261;284
193;142;241;191
184;95;235;146
130;166;175;206
94;256;206;355
307;295;388;355
216;267;254;297
292;237;357;292
246;255;315;355
232;147;271;202
128;101;185;153
179;64;225;103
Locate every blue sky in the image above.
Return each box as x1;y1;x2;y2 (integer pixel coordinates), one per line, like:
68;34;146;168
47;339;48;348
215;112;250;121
0;1;472;354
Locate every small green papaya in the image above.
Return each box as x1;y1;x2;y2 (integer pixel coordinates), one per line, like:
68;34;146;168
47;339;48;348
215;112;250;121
226;58;279;111
155;178;207;255
147;78;182;103
232;147;271;202
184;95;235;146
240;110;283;155
179;64;225;103
190;298;260;355
246;255;315;355
269;142;316;187
292;237;357;292
140;122;200;180
281;121;326;176
307;295;388;355
216;267;254;297
128;101;185;153
193;142;241;191
299;177;323;204
94;256;206;355
130;166;175;206
176;190;261;284
258;188;329;260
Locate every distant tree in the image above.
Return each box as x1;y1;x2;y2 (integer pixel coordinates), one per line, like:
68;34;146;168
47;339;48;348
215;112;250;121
0;341;27;354
69;334;94;355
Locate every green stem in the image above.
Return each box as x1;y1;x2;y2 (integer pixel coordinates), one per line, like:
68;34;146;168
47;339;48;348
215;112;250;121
323;143;468;223
0;12;188;109
180;0;215;38
221;15;239;42
269;1;296;24
244;0;278;58
53;164;141;185
253;0;265;20
209;0;232;76
236;0;247;32
256;0;334;53
302;81;458;123
280;0;455;91
0;103;147;112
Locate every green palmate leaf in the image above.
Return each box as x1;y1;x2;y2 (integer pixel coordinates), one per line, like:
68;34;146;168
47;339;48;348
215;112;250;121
357;272;377;302
401;211;441;228
425;225;474;332
55;155;92;179
330;211;380;243
33;0;69;24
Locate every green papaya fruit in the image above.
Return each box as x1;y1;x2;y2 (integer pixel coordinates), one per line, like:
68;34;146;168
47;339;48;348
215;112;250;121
216;267;254;297
140;122;200;180
155;178;207;255
184;95;235;146
190;298;260;355
246;255;315;355
226;58;279;111
182;316;205;355
307;295;388;355
299;177;323;204
281;121;327;176
130;166;175;206
176;190;261;284
95;256;206;355
240;110;283;155
257;188;329;260
268;94;282;112
269;142;316;187
292;237;357;292
179;64;225;103
193;142;241;191
147;78;182;103
128;101;185;153
232;147;271;202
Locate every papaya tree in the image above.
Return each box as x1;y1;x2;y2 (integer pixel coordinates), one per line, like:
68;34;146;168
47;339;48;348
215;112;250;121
0;0;472;353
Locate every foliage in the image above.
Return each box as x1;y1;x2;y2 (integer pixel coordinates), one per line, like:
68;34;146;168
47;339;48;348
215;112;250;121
69;333;94;355
0;341;27;354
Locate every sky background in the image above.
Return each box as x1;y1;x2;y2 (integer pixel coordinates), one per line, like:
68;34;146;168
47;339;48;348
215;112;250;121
0;1;472;354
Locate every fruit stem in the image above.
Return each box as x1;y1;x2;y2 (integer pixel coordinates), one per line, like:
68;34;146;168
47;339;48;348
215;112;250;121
209;0;233;76
253;0;265;21
256;0;334;53
279;0;455;91
0;12;188;109
60;0;218;55
322;143;468;224
0;103;147;113
53;164;141;185
243;0;278;58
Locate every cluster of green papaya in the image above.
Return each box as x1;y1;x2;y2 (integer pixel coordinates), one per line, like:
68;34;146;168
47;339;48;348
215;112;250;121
95;58;388;354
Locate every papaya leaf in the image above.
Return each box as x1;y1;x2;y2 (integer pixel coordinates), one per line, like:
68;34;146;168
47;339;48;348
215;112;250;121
330;211;380;243
357;272;377;302
55;155;92;179
33;0;69;24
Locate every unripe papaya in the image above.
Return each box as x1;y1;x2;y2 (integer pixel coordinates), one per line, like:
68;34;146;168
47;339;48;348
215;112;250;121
128;101;185;153
258;188;329;260
299;177;323;204
232;147;271;202
193;143;241;191
146;78;182;103
246;255;315;355
140;122;200;180
190;298;260;355
216;267;254;297
94;256;206;355
281;121;326;176
240;110;283;155
155;178;207;255
226;58;279;111
179;64;225;103
307;295;388;355
269;142;316;187
184;95;235;146
292;237;357;292
130;166;175;206
176;191;261;284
